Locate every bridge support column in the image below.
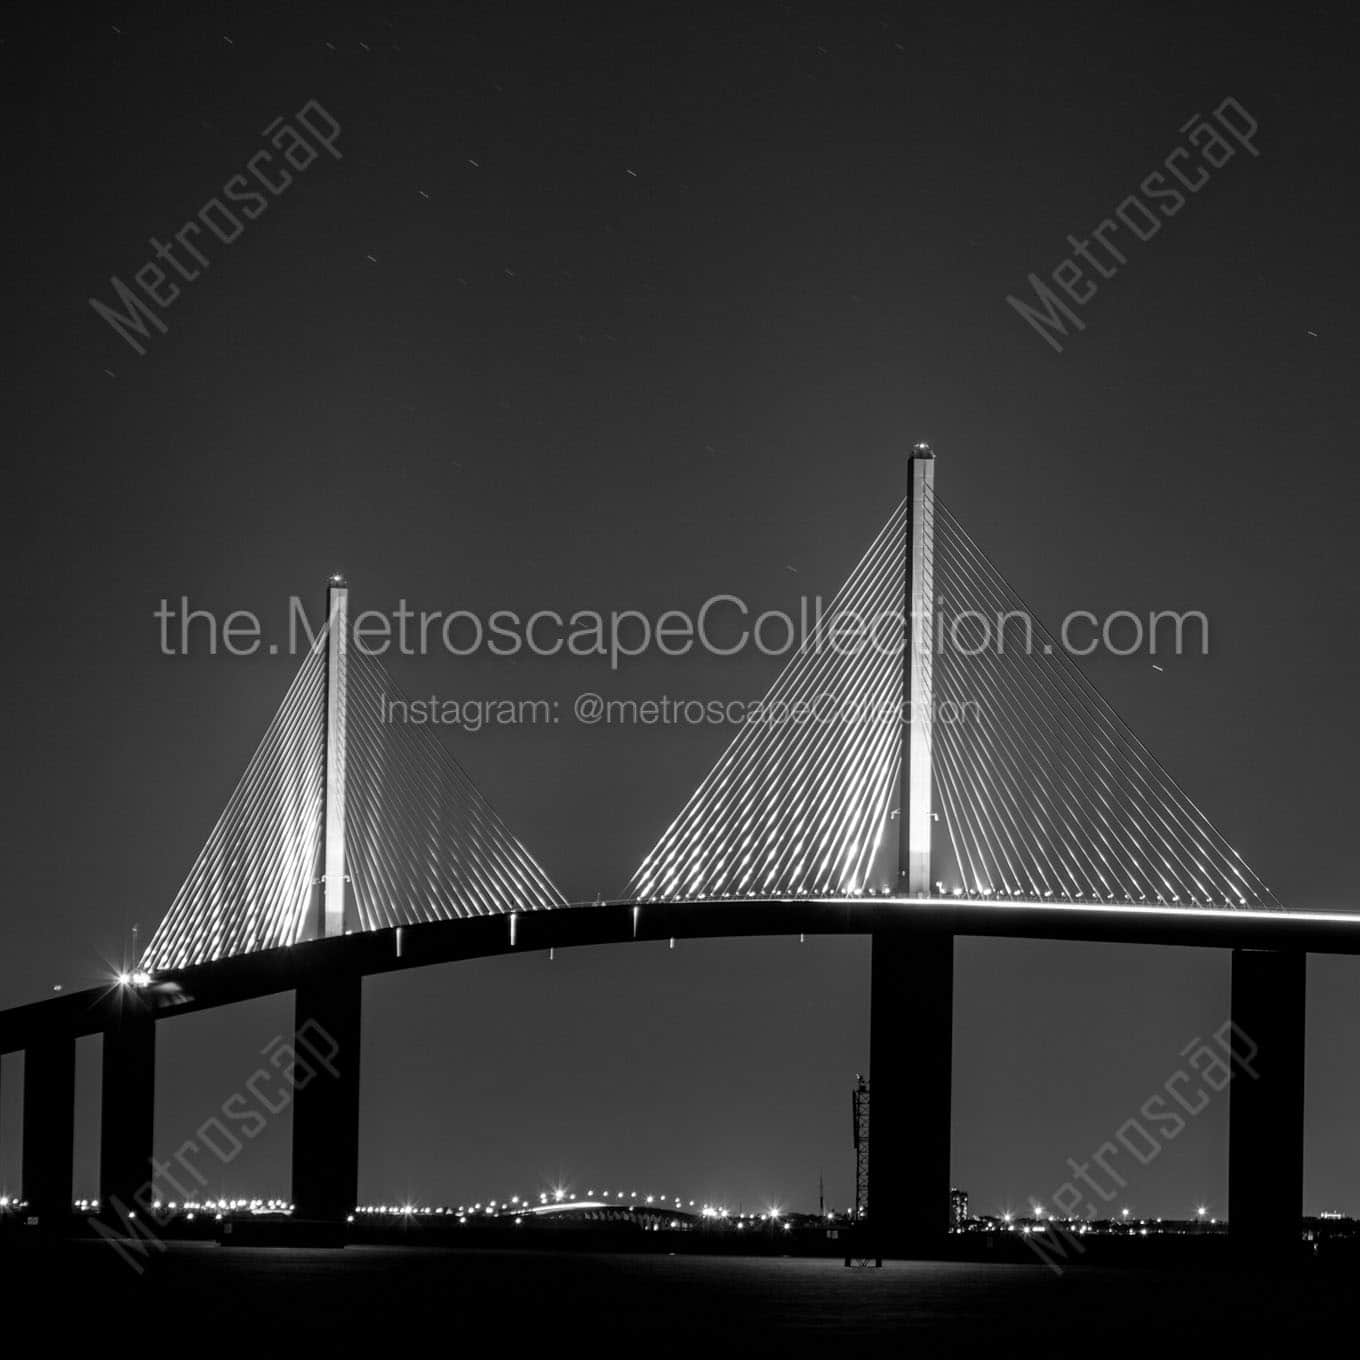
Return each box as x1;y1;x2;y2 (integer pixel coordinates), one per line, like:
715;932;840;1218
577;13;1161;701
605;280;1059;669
868;928;953;1253
99;995;156;1214
1228;948;1305;1252
291;971;362;1223
22;1034;75;1225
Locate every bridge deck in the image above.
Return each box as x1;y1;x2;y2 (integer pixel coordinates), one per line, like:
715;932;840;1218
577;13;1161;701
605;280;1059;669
3;896;1359;1051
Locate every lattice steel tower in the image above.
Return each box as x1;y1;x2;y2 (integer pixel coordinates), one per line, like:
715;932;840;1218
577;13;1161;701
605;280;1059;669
852;1074;870;1219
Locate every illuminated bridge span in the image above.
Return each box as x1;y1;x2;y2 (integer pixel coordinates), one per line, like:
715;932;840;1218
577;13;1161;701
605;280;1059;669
627;484;1276;911
0;446;1344;1254
141;610;565;970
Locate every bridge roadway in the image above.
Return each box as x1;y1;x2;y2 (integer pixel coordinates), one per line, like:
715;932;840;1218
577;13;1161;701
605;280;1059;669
1;895;1354;1253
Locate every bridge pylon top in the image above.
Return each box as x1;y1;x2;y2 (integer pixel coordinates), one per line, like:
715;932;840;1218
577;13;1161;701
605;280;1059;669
628;453;1277;913
138;583;565;972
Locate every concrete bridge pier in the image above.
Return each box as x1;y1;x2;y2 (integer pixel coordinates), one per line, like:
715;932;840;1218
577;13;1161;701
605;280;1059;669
867;929;954;1253
1228;947;1305;1252
867;443;953;1255
291;971;362;1224
22;1033;76;1225
99;995;156;1214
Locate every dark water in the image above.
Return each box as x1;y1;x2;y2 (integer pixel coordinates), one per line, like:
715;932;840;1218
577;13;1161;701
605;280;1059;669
5;1241;1346;1355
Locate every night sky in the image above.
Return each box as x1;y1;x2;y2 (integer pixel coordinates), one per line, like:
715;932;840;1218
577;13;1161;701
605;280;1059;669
2;2;1358;1221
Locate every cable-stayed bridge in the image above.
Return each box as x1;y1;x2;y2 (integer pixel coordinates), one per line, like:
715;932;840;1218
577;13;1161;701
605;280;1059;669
0;446;1350;1253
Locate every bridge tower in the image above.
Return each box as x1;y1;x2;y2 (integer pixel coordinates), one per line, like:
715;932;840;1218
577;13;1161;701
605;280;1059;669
868;442;954;1252
291;576;363;1227
322;575;349;939
898;445;935;898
